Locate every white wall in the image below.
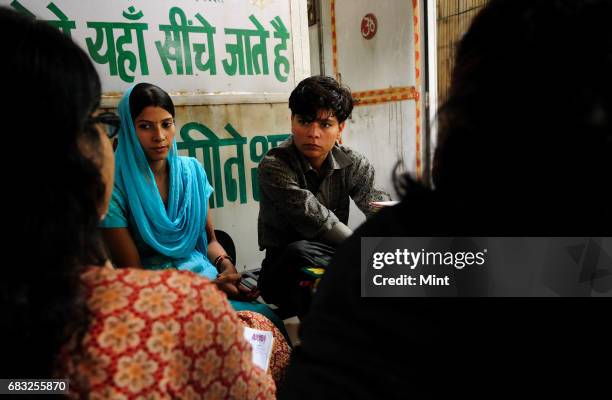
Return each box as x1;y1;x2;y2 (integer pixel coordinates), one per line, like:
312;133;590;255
316;0;423;229
334;0;415;90
309;23;321;75
345;101;417;229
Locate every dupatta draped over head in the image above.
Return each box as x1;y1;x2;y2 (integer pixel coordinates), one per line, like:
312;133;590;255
114;86;216;277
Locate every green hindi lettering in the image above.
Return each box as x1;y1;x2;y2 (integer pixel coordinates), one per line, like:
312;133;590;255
86;8;149;83
249;134;290;202
270;16;290;82
179;122;224;208
223;124;248;204
10;1;76;37
222;15;269;76
156;7;217;76
249;136;269;202
178;123;248;208
267;133;291;149
9;0;34;17
178;124;289;207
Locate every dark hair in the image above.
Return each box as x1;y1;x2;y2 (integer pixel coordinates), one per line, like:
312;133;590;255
288;75;354;123
129;82;175;121
401;0;612;232
1;7;104;378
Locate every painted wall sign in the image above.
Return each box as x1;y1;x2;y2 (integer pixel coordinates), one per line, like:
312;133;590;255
361;13;377;39
177;122;290;209
2;0;305;102
3;0;308;267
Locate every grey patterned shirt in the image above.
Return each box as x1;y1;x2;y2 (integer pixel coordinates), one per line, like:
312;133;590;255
257;138;390;250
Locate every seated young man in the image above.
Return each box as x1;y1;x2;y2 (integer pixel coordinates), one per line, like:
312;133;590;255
257;76;390;317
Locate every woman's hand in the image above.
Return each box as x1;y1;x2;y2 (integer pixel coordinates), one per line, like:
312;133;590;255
205;211;260;301
213;268;261;302
236;281;261;302
213;270;242;298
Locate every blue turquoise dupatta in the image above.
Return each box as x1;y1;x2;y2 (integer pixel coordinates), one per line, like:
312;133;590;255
113;86;217;278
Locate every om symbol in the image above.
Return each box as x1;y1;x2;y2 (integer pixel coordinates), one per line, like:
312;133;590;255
361;13;377;39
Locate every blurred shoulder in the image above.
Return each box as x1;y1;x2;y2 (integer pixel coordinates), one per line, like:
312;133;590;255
76;267;277;398
81;267;227;317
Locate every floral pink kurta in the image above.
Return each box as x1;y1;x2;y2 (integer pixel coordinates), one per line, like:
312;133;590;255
66;267;290;399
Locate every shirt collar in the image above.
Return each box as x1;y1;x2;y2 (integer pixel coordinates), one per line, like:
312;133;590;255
328;144;353;170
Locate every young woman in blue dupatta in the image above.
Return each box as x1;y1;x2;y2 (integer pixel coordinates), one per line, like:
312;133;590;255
101;83;285;332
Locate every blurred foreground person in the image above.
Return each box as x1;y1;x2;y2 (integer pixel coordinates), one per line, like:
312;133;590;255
280;0;612;398
0;7;288;398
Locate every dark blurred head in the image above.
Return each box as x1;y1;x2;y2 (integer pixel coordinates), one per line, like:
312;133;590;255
1;7;104;377
431;0;612;232
289;75;354;123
